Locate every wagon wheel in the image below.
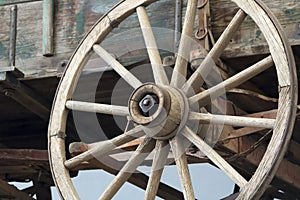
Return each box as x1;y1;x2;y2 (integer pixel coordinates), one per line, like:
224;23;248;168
48;0;297;199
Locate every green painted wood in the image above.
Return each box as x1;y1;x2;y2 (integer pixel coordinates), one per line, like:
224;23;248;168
210;0;300;58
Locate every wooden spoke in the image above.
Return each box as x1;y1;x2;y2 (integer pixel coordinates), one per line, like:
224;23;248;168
170;0;197;88
136;6;169;85
182;126;248;188
189;56;274;105
145;140;170;200
99;137;156;200
183;9;247;93
169;136;195;200
189;112;275;129
90;156;184;200
66;100;129;116
64;126;145;169
93;44;143;89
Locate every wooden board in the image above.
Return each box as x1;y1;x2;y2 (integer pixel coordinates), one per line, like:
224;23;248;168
0;0;40;6
0;0;109;77
210;0;300;58
0;0;299;79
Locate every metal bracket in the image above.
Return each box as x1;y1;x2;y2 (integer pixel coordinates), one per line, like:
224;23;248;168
196;0;212;50
42;0;54;56
297;23;300;35
107;16;120;28
174;0;182;53
197;0;208;9
57;131;67;139
50;131;67;139
9;5;17;67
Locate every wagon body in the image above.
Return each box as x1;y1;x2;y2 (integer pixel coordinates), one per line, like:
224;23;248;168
0;0;299;199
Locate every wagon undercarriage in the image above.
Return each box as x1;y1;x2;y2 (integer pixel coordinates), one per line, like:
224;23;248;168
1;0;300;199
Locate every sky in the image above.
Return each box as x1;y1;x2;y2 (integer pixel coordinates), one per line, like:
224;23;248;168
50;163;235;199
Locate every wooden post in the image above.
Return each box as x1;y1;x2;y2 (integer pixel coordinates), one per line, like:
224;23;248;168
0;179;33;200
42;0;54;56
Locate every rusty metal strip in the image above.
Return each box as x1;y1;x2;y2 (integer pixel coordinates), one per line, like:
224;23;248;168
9;5;17;67
174;0;182;53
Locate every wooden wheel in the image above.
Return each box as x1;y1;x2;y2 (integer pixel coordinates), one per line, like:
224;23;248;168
48;0;297;199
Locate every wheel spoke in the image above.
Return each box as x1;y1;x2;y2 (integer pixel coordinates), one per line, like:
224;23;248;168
90;156;184;200
99;137;156;200
170;0;197;88
66;100;129;116
189;112;275;129
189;56;274;105
182;9;247;93
182;126;247;188
169;136;195;200
145;140;170;200
64;126;145;169
93;44;143;89
136;6;169;85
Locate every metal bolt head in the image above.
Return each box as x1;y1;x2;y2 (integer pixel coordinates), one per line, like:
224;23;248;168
142;98;151;107
139;94;158;116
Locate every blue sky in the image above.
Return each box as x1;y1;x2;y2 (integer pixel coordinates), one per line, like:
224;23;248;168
50;163;234;199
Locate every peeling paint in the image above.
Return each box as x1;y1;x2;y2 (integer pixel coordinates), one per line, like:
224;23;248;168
76;4;85;36
256;30;262;39
0;42;8;59
16;35;37;59
284;8;296;15
90;0;119;14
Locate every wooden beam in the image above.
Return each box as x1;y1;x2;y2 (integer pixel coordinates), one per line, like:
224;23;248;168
0;179;33;200
33;179;52;200
288;140;300;164
0;149;48;161
0;149;48;162
0;72;50;120
222;136;300;192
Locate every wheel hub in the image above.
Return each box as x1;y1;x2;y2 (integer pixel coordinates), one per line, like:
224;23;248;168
129;83;188;139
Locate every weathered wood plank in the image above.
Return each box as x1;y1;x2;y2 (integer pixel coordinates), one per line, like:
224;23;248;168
0;179;33;200
0;72;51;120
210;0;300;58
0;0;40;6
223;134;300;193
0;0;299;79
0;0;176;78
0;149;48;161
0;0;104;77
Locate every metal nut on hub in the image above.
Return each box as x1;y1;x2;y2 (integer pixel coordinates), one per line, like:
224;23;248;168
139;94;158;116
